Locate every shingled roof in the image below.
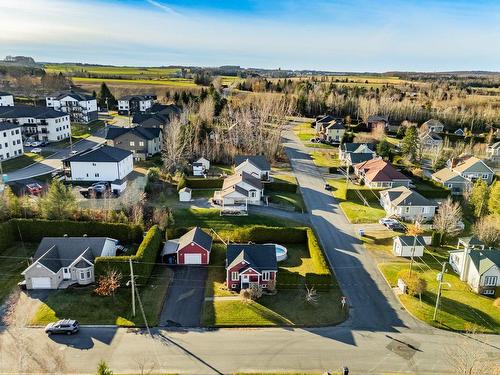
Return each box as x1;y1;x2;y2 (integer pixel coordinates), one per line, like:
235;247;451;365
105;126;161;141
65;145;132;163
0;105;67;119
380;186;437;207
234;155;270;171
226;244;278;272
178;227;213;252
355;159;410;183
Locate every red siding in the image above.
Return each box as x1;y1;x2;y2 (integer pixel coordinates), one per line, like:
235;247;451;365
226;263;277;290
177;242;210;265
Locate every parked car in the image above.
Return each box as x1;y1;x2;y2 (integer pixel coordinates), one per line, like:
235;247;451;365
89;184;108;194
31;147;42;154
39;141;48;147
30;141;42;147
45;319;79;335
26;183;43;196
379;218;399;226
24;141;32;147
386;222;406;232
70;150;79;155
324;183;332;191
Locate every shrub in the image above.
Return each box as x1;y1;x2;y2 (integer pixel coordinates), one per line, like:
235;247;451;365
229;226;306;244
265;182;297;193
0;221;15;251
431;231;442;246
328;167;338;174
184;177;223;189
177;175;187;191
494;298;500;309
306;228;330;274
276;269;302;289
397;269;427;297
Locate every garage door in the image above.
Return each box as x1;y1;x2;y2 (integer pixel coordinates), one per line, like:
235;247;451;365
184;254;202;265
31;277;51;289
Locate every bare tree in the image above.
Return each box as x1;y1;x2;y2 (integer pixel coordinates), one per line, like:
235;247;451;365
162;112;192;172
95;269;122;297
433;197;463;241
473;215;499;248
305;285;319;305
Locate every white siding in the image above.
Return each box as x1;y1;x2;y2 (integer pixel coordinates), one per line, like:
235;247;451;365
0;126;23;161
69;154;133;181
0;94;14;107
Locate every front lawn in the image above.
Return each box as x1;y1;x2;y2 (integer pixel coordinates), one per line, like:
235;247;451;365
294;122;336;149
359;230;400;257
311;150;340;168
71;120;106;139
326;179;385;223
30;266;173;326
0;243;37;303
1;152;52;173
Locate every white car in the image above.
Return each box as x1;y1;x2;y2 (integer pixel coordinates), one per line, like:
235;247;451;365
379;218;399;226
24;141;32;147
31;148;42;154
70;150;79;155
31;141;42;147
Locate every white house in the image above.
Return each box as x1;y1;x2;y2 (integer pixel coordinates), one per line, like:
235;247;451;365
487;142;500;163
213;171;264;207
193;157;210;176
448;237;499;296
179;187;192;202
118;95;155;115
379;186;437;222
234;155;271;181
420;131;443;150
325;121;345;143
393;236;425;257
0;91;14;107
22;237;119;289
0;106;71;143
0;121;24;161
64;145;133;183
46;92;98;123
421;119;445;133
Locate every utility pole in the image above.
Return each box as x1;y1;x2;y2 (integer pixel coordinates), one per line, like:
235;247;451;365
433;261;447;321
129;258;136;317
409;235;417;277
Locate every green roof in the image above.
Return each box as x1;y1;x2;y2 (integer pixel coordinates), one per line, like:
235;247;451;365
469;250;500;274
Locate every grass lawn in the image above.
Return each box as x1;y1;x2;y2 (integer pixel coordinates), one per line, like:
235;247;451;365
30;266;173;326
1;152;52;173
311;150;340;168
0;243;37;304
71;120;106;139
412;179;450;199
72;77;197;87
359;230;400;257
191;189;217;199
379;262;500;333
211;164;233;175
269;192;305;212
326;179;386;223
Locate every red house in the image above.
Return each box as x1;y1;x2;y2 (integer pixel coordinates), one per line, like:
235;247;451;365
226;244;278;291
162;227;212;265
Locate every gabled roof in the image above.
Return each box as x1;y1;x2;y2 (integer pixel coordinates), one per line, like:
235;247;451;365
348;153;375;164
355;158;410;182
0;91;12;96
488;141;500;150
65;145;132;163
469;250;500;275
452;156;493;174
395;236;426;247
316;115;337;123
381;186;436;207
422;119;444;129
454;129;465;135
368;115;388;123
234;155;270;171
0;105;67;119
0;121;22;131
28;237;113;273
178;227;213;252
222;171;262;191
432;168;468;183
53;91;94;101
226;244;278;272
342;143;376;153
105;126;161;141
326;120;345;130
421;131;442;141
119;95;154;101
459;236;485;247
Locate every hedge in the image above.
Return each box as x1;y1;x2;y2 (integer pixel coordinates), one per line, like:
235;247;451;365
0;221;15;251
95;225;162;284
227;225;307;244
184;177;224;189
265;182;298;193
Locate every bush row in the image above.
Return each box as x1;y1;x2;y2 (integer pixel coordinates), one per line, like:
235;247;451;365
228;225;307;244
265;181;298;193
178;176;224;190
95;225;162;284
0;221;15;251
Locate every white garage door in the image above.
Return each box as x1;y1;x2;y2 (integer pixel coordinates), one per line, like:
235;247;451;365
31;277;51;289
184;253;202;265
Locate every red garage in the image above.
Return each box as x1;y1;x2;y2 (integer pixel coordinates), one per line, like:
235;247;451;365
162;227;212;265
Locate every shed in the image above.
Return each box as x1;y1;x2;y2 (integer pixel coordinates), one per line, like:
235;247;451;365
162;227;212;265
179;187;192;202
393;236;425;257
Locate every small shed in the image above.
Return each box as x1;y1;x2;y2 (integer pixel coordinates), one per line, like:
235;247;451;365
179;187;192;202
193;157;210;176
393;236;425;257
161;227;212;265
111;178;127;194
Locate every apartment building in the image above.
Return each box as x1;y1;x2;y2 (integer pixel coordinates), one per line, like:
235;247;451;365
46;92;98;123
0;121;24;161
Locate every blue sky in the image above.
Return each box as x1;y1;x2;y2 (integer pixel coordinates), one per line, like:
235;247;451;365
0;0;499;71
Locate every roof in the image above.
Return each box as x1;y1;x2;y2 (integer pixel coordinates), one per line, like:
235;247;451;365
65;145;132;163
119;95;154;101
326;120;345;130
421;131;442;141
179;187;191;193
178;227;213;252
0;121;22;131
0;105;67;119
422;119;444;129
342;143;376;153
105;126;161;141
30;237;113;272
459;236;485;247
163;239;180;255
348;153;375;164
0;91;12;96
316;115;337;123
469;250;500;275
431;168;468;183
452;156;493;174
234;155;270;171
395;236;426;247
354;159;410;183
53;91;94;101
222;171;262;191
226;244;278;272
381;186;436;207
368;115;388;123
488;141;500;149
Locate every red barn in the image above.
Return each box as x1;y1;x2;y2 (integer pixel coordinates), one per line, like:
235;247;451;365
162;227;212;265
226;244;278;291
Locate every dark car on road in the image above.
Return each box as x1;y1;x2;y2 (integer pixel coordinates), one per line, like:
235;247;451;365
45;319;80;335
386;222;406;232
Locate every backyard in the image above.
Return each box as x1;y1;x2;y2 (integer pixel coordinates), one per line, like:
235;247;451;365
71;120;106;139
311;150;341;168
0;243;37;304
1;152;52;173
268;174;306;212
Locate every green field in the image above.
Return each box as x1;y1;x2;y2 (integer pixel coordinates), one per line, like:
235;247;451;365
71;120;106;139
0;244;37;304
1;152;52;173
311;150;341;168
72;77;197;87
44;64;181;77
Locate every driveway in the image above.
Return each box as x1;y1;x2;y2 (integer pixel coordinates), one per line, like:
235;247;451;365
159;266;207;328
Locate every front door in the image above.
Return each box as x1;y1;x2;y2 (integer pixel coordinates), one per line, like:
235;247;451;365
241;274;249;289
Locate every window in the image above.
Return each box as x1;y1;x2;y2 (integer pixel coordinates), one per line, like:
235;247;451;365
249;190;256;198
139;141;144;146
95;173;100;177
262;284;267;288
483;289;494;295
80;272;85;280
231;271;239;281
482;174;489;179
231;284;237;288
86;271;91;278
130;141;135;146
262;271;270;281
484;276;497;287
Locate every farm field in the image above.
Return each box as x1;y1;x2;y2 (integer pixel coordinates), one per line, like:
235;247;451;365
72;77;197;87
44;64;182;77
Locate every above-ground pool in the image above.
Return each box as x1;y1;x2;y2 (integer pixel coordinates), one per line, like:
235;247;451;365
267;244;288;262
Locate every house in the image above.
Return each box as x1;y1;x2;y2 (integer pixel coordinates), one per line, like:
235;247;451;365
354;158;411;188
448;237;499;296
0;121;23;161
213;171;264;207
162;227;212;265
432;156;494;194
21;236;119;289
393;236;425;257
178;187;192;202
132;104;181;130
193;157;210;176
0;105;70;142
63;145;133;191
105;126;162;160
46;91;98;123
379;186;437;221
339;143;376;166
420;131;443;150
486;141;500;162
314;115;337;132
421;119;445;133
367;115;388;130
454;128;465;136
0;91;14;107
226;244;278;291
118;95;156;115
325;120;345;143
234;155;271;181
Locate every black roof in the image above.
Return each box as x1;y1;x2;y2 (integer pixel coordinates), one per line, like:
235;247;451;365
179;227;213;251
65;145;132;163
349;153;375;164
234;155;271;171
316;115;337;123
226;244;278;272
342;143;376;153
119;94;155;101
0;105;67;119
0;91;12;96
368;115;388;123
52;91;94;101
32;237;113;272
105;126;161;141
0;121;22;131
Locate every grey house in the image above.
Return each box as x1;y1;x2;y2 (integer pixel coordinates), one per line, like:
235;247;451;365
22;237;119;289
379;186;437;222
105;126;162;160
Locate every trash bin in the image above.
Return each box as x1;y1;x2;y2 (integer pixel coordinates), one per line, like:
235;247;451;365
342;367;349;375
358;229;364;237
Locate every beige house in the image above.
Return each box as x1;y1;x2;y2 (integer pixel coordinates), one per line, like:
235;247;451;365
213;172;264;207
234;155;271;181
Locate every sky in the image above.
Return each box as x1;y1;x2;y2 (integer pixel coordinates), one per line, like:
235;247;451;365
0;0;499;72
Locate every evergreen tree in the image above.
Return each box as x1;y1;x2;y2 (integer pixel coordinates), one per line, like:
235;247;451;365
487;181;499;216
470;179;490;218
401;125;420;162
40;180;76;220
376;139;393;161
97;82;116;109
